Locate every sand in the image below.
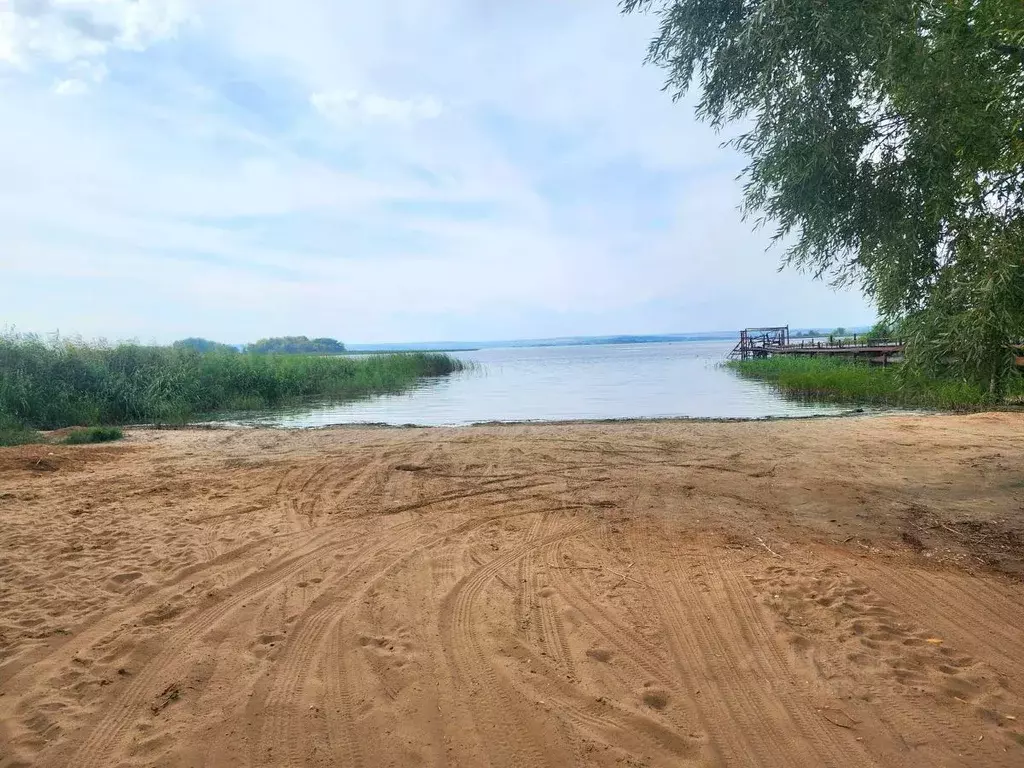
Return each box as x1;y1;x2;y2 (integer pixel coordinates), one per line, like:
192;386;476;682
1;413;1024;767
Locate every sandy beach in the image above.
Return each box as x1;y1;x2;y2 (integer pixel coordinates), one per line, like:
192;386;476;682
1;413;1023;767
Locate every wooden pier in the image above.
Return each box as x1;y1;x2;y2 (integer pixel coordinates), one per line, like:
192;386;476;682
730;326;904;365
731;326;1024;368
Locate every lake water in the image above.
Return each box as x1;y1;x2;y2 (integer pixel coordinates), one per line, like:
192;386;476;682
230;340;854;427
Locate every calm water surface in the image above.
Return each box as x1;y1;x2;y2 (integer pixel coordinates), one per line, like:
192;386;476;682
229;340;853;427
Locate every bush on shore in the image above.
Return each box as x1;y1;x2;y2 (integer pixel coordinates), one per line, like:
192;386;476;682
0;412;43;447
63;426;125;444
0;335;466;430
728;357;1024;410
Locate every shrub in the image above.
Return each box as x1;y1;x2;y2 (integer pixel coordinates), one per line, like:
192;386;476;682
63;426;125;445
0;413;43;447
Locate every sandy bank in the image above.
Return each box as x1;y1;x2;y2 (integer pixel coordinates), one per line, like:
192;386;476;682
1;413;1023;766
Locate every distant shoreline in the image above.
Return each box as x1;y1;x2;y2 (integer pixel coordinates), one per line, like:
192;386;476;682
345;348;481;355
346;334;738;353
343;329;873;353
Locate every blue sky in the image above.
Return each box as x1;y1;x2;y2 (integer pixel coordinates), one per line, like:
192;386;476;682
0;0;873;344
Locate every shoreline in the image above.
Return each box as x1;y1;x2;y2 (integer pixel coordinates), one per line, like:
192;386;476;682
136;406;916;431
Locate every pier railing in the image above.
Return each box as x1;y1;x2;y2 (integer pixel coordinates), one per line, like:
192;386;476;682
788;337;903;349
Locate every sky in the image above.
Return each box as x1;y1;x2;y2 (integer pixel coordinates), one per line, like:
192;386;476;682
0;0;874;344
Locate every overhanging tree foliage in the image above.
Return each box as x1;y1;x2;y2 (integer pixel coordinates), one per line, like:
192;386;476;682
624;0;1024;393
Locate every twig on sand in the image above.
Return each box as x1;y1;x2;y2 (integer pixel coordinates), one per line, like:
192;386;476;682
937;521;990;545
548;564;643;585
494;574;515;592
820;708;859;729
756;536;782;558
606;568;644;586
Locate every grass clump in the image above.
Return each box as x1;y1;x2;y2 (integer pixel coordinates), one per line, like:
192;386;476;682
0;413;43;447
0;334;467;430
63;426;125;445
727;357;1024;410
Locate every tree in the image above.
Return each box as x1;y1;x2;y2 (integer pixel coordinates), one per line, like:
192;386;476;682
623;0;1024;393
246;336;346;355
865;321;895;345
172;338;238;354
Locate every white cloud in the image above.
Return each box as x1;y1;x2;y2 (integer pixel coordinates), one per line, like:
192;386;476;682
0;0;193;76
0;0;873;344
52;76;86;94
51;57;107;94
311;89;442;125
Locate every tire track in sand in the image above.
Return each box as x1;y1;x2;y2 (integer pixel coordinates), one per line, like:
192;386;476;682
515;511;550;640
699;541;871;767
505;639;701;765
544;529;677;687
792;560;1024;763
519;525;706;764
251;506;560;767
750;558;1024;763
65;518;409;768
438;518;596;768
856;562;1024;676
628;522;871;767
248;521;426;767
0;525;310;689
534;528;577;679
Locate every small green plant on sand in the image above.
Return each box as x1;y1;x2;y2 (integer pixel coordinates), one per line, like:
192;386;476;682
62;426;125;445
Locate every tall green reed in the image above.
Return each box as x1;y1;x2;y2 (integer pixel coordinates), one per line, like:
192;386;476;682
0;334;465;429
